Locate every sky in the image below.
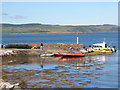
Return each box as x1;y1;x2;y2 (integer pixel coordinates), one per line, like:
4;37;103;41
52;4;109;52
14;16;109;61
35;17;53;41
1;2;118;25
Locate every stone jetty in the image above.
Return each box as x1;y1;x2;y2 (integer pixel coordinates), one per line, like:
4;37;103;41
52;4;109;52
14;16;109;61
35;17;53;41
0;44;84;57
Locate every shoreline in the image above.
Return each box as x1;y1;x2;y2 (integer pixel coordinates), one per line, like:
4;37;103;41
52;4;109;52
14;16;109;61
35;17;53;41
0;49;113;57
1;31;117;35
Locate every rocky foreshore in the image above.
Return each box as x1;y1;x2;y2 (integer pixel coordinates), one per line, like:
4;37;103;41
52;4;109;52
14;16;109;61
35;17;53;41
0;49;16;57
1;44;84;89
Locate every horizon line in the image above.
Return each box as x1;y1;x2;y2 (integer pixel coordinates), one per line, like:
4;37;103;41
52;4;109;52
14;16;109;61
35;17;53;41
0;23;117;26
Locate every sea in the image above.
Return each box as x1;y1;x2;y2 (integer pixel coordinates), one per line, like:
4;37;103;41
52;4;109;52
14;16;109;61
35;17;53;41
2;32;119;88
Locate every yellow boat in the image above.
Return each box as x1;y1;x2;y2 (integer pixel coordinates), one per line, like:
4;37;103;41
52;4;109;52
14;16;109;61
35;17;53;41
87;42;116;53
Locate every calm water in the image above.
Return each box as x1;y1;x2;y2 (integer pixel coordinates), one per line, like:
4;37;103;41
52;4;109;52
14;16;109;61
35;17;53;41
2;32;118;48
2;32;119;88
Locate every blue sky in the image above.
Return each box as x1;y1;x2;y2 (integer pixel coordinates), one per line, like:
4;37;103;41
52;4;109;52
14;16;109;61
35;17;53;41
2;2;118;25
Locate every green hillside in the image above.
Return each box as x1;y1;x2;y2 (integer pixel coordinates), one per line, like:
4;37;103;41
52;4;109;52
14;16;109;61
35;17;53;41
1;23;118;34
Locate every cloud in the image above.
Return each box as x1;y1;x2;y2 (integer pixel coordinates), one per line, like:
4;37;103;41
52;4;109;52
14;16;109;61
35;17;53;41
10;15;27;19
2;14;27;19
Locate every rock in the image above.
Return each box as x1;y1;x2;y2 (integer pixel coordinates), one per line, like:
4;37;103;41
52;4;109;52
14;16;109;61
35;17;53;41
0;79;20;89
0;50;17;57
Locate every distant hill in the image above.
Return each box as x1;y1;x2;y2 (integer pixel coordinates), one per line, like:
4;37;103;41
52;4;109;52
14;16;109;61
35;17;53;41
1;23;118;34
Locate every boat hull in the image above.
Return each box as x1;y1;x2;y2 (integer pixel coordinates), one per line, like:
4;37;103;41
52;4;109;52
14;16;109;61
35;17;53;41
54;52;85;57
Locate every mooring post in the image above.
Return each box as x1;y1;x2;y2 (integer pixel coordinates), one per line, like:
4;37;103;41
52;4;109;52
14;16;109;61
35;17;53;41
76;32;79;44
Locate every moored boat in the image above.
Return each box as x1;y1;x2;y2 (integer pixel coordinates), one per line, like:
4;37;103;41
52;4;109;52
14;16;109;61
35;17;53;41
54;52;85;57
87;42;116;53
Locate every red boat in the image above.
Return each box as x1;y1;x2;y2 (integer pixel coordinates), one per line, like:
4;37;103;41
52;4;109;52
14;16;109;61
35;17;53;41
54;52;85;57
59;57;85;62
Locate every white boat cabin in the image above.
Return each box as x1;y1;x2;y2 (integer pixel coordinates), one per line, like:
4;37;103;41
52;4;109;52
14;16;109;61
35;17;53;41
92;42;107;48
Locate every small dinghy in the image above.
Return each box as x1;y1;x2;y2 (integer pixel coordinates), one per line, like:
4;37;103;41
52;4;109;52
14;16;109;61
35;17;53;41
54;52;85;57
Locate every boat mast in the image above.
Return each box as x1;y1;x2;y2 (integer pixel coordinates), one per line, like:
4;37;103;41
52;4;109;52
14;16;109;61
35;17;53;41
103;38;106;43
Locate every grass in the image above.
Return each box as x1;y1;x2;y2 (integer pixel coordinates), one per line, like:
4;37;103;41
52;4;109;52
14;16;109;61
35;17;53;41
1;23;118;34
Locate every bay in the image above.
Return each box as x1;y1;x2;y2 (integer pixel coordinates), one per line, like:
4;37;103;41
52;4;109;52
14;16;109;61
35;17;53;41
2;32;119;88
2;32;118;48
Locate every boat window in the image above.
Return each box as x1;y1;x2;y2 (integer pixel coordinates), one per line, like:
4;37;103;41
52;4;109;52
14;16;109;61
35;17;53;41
105;44;107;48
93;46;102;48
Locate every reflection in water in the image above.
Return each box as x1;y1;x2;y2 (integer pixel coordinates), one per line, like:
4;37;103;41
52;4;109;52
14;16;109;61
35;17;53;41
2;54;118;88
58;57;85;62
40;59;44;69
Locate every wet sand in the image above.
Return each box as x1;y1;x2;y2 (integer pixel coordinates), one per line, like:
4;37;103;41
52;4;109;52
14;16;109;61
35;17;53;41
2;56;101;88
